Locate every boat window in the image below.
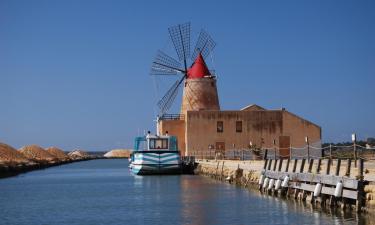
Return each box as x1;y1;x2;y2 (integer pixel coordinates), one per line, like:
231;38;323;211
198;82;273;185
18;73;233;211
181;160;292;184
149;139;168;149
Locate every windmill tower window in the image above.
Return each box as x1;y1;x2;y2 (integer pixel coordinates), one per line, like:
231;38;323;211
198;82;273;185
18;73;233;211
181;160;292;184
217;121;224;133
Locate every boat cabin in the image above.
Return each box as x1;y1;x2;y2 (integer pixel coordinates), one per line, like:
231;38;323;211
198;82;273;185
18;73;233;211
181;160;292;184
134;134;178;152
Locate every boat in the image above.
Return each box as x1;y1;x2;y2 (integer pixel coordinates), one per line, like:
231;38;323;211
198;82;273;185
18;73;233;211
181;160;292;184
129;132;181;175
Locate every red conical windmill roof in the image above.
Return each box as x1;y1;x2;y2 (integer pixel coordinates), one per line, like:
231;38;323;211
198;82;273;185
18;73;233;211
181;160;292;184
187;53;210;79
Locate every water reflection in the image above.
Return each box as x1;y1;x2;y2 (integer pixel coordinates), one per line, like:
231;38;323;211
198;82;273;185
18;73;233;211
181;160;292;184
0;159;370;225
179;176;365;225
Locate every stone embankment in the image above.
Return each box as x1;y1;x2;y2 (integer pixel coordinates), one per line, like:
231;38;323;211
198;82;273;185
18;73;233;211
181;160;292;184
196;159;375;213
0;142;100;178
196;159;264;187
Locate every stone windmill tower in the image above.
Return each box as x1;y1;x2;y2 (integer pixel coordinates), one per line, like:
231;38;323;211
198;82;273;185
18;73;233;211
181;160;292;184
180;53;220;115
151;22;220;117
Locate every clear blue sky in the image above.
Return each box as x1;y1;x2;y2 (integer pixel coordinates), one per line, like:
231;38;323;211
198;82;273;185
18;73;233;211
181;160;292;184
1;0;374;151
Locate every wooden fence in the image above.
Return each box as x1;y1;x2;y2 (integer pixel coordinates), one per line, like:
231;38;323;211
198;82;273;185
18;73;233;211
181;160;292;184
259;157;366;211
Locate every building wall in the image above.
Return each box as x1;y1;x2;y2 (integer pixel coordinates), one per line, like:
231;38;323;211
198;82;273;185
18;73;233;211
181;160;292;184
186;110;282;152
158;119;186;153
159;109;321;157
185;110;321;155
282;111;321;147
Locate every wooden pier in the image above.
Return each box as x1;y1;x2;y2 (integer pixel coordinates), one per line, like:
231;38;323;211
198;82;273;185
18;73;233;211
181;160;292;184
260;157;367;211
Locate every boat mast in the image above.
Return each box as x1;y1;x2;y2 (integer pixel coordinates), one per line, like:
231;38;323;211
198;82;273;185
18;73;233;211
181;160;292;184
156;116;160;136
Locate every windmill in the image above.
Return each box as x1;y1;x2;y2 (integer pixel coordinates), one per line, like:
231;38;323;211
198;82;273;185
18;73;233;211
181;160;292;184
151;22;220;117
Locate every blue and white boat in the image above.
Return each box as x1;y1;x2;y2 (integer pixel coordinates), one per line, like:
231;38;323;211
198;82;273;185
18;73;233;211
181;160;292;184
130;133;181;175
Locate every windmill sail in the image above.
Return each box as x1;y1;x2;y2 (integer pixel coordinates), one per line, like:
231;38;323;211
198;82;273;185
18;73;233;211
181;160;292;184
151;23;216;116
191;29;216;61
151;50;183;75
168;22;190;68
157;75;185;115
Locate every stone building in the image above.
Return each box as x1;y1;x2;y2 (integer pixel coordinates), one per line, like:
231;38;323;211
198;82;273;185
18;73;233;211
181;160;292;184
157;53;321;157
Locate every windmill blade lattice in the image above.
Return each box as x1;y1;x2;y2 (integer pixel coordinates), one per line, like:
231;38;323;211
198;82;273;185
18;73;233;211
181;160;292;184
168;22;190;66
151;22;216;116
191;29;216;61
157;75;185;115
151;50;182;75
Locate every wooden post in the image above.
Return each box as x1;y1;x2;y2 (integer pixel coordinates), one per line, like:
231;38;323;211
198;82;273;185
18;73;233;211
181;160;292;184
300;159;306;173
293;159;298;173
308;159;314;173
263;149;268;160
263;159;268;170
358;158;364;180
335;159;341;176
267;159;272;170
273;159;278;171
345;159;352;177
285;159;290;172
326;158;331;175
278;159;283;171
356;159;364;212
316;159;322;174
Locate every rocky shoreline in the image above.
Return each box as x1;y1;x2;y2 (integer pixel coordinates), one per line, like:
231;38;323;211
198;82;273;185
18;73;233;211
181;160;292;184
0;142;103;179
0;157;101;179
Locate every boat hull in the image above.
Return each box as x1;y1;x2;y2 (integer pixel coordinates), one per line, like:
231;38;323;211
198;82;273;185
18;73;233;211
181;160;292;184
130;151;181;175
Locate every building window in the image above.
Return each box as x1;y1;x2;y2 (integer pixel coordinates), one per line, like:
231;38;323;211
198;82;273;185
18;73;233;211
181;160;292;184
217;121;223;133
236;121;242;133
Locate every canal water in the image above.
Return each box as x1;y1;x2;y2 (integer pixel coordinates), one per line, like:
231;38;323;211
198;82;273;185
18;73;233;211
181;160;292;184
0;159;367;225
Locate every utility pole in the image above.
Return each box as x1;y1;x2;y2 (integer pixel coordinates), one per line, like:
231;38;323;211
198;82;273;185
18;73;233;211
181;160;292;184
352;133;357;168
